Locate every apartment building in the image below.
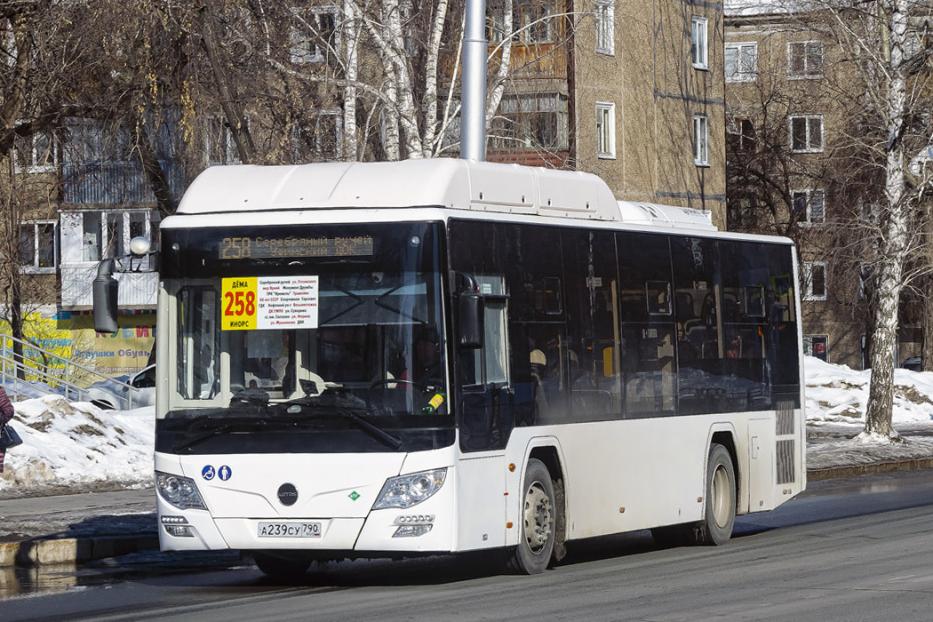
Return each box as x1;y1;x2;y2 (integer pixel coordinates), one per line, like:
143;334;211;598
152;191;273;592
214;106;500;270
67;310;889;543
5;0;727;378
484;0;727;227
724;1;932;368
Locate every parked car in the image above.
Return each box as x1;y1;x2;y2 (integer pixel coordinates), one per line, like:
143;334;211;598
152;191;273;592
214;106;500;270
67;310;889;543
901;356;923;372
86;364;156;410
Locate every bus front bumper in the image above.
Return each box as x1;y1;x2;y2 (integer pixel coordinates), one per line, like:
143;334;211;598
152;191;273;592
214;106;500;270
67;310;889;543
156;473;457;554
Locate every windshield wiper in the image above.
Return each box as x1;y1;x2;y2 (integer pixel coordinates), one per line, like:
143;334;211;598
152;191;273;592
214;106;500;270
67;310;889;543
278;399;403;450
172;415;277;452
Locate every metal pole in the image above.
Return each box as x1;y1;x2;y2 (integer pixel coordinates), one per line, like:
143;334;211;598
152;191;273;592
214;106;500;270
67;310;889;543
460;0;487;161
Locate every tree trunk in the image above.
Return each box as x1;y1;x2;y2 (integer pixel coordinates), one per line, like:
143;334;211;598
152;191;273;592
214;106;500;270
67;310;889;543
132;114;177;217
485;0;513;130
863;0;910;440
343;0;360;161
922;276;933;372
199;4;256;163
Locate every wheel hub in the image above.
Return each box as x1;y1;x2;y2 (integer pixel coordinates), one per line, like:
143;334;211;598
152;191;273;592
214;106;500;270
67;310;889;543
711;464;731;528
523;482;552;553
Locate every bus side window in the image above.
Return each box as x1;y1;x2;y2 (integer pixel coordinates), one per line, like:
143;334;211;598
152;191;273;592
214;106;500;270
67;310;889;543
617;232;677;417
562;229;622;422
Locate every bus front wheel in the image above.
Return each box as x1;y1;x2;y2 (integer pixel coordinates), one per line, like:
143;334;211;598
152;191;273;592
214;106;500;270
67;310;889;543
510;458;557;574
697;443;736;545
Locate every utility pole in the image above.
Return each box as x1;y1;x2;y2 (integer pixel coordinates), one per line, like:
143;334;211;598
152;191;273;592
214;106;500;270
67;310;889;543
460;0;487;161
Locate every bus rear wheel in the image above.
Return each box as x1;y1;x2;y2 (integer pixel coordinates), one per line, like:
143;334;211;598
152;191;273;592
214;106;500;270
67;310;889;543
510;458;557;574
254;552;311;579
697;443;736;545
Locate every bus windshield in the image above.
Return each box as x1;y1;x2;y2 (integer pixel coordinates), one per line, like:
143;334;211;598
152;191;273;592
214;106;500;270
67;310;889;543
161;222;449;430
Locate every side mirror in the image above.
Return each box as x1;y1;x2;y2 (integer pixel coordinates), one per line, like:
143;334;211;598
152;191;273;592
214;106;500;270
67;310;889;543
93;259;119;333
459;293;484;349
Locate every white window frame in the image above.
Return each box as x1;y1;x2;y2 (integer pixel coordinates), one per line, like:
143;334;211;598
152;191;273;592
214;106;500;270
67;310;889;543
14;130;58;174
691;16;708;70
595;0;614;55
19;220;57;274
725;42;757;82
791;188;825;225
78;209;156;265
290;6;340;64
803;261;828;301
693;114;709;166
789;114;824;153
787;40;824;79
803;334;830;361
595;102;616;159
516;3;553;44
727;116;755;152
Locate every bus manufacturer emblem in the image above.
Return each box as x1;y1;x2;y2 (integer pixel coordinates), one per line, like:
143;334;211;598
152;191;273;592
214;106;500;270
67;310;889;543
277;483;299;506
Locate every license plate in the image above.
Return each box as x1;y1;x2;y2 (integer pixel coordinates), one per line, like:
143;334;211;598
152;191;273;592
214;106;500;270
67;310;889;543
257;521;322;538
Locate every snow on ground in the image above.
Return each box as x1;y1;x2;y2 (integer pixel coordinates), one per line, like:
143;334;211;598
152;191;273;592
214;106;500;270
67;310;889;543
805;355;933;425
804;355;933;469
0;395;154;496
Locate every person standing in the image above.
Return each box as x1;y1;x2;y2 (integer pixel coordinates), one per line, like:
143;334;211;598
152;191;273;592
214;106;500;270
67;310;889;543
0;386;15;473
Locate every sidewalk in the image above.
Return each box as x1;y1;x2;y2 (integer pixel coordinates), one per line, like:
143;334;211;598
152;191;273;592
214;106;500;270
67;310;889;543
0;489;157;567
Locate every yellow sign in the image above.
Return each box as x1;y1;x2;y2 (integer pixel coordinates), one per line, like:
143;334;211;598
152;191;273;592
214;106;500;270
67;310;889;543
221;277;258;330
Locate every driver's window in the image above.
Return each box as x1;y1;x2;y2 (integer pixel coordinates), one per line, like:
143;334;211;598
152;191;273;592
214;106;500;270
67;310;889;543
470;275;509;386
176;287;219;400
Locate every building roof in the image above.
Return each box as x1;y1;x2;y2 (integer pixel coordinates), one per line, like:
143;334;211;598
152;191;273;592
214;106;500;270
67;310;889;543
176;158;717;231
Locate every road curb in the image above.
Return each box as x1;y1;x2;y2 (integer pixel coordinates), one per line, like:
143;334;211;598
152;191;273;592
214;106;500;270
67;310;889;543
0;534;159;568
807;457;933;481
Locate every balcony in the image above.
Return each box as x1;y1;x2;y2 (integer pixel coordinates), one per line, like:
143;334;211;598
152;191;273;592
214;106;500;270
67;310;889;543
60;265;157;310
62;160;184;206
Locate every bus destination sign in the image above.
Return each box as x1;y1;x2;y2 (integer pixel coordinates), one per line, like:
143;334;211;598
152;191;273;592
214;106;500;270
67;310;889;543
220;235;374;260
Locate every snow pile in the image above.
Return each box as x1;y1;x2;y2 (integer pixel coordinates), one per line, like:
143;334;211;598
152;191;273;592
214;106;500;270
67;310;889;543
0;395;154;496
804;356;933;425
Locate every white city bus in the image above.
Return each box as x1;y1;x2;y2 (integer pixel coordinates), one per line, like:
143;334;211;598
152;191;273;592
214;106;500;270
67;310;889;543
104;158;805;576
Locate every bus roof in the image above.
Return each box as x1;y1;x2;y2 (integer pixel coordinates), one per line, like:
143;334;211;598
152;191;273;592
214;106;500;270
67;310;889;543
177;158;716;232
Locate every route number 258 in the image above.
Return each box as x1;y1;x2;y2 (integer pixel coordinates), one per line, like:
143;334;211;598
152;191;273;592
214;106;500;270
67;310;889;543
224;290;256;316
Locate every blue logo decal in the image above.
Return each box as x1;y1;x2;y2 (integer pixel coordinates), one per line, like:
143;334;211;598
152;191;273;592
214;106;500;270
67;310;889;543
218;465;233;481
201;465;216;480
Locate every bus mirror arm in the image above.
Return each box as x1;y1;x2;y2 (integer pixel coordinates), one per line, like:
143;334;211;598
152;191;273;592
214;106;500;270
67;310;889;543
455;272;484;349
93;258;120;334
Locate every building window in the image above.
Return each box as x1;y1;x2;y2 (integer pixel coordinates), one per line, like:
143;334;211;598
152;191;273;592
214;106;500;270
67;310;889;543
803;261;827;301
297;111;344;161
206;117;248;165
727;116;756;152
788;41;823;78
14;131;58;173
595;0;614;55
489;93;569;152
596;102;616;159
19;221;56;272
725;42;757;81
789;115;823;153
792;189;825;224
79;210;157;265
691;16;708;70
803;335;829;361
693;114;709;166
290;6;338;64
516;1;553;44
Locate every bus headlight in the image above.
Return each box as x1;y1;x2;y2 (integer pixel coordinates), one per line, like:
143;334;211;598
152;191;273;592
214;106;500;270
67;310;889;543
156;471;207;510
373;468;447;510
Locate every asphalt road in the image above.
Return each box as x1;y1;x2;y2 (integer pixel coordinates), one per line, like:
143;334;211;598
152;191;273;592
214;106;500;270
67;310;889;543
6;470;933;622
